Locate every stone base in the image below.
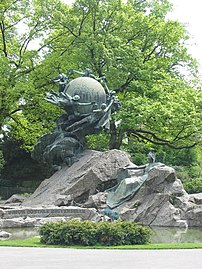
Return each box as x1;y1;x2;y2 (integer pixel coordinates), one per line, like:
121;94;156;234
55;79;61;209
0;205;101;228
2;150;202;228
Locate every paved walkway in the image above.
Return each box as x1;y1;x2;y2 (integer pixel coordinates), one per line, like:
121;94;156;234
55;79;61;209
0;247;202;269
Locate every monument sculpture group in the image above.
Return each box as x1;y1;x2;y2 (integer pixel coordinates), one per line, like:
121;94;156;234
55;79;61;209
0;68;202;230
32;68;120;166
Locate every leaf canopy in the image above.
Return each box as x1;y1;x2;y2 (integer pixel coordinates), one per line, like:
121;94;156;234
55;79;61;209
0;0;201;151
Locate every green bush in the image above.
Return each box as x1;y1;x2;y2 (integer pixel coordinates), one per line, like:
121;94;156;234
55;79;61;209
39;220;151;246
0;150;5;173
40;220;97;246
96;221;124;246
116;221;150;245
182;179;202;194
175;166;202;194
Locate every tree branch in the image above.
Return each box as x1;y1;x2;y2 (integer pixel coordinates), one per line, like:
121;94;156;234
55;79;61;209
126;128;197;149
0;21;7;57
114;75;135;93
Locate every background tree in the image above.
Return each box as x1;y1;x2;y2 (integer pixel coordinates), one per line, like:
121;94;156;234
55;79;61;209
0;0;65;188
0;0;202;190
36;0;202;151
1;0;201;150
0;0;64;148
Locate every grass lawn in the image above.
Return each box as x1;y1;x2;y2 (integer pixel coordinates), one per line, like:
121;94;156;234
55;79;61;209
0;237;202;249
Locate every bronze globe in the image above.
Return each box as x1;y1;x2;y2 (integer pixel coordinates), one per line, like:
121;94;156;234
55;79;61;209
65;77;106;107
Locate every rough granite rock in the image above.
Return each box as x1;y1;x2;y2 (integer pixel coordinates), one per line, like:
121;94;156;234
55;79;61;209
188;193;202;205
6;149;201;228
84;192;108;209
0;209;4;218
0;205;101;228
115;164;202;227
5;194;26;204
185;206;202;227
0;231;11;238
0;218;37;228
23;149;131;206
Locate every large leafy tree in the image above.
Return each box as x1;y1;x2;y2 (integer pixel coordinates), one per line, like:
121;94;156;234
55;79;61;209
0;0;64;148
37;0;202;149
0;0;201;151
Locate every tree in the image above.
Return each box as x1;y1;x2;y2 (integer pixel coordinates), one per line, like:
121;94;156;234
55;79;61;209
0;149;5;174
1;137;50;183
37;0;202;150
0;0;201;152
0;0;65;149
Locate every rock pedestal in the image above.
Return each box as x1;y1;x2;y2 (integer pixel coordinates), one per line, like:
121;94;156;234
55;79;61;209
23;150;131;206
1;150;201;228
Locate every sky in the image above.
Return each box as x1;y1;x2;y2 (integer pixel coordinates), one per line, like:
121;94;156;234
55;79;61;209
63;0;202;76
168;0;202;76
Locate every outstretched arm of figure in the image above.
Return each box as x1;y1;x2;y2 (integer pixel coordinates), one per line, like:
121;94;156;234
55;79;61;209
65;116;90;132
45;91;72;108
52;73;67;83
44;94;59;105
71;69;85;76
92;98;114;114
60;91;73;101
100;77;110;95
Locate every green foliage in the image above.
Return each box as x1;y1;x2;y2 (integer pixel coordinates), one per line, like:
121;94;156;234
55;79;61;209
0;149;5;173
86;132;110;151
40;220;97;246
153;144;202;194
0;0;62;149
95;221;124;246
1;236;202;249
116;220;151;245
122;138;200;166
39;220;151;246
183;179;202;194
0;0;201;152
175;165;202;194
0;0;201;177
1;138;51;183
154;147;198;166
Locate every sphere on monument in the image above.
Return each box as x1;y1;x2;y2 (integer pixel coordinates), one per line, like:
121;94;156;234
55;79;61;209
65;77;106;108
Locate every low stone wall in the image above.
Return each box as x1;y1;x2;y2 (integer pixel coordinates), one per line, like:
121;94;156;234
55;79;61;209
0;206;101;228
2;207;95;219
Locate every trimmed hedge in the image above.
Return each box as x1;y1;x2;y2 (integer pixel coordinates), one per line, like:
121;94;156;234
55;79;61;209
39;219;151;246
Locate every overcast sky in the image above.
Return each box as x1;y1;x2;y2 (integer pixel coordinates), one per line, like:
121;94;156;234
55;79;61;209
168;0;202;75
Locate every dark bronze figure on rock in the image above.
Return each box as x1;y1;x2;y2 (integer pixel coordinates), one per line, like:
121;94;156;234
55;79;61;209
32;68;121;166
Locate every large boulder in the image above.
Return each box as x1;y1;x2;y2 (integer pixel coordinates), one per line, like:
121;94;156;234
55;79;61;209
112;163;201;227
0;205;101;228
21;150;202;227
185;194;202;226
0;231;11;238
23;150;131;206
0;218;37;228
5;194;26;205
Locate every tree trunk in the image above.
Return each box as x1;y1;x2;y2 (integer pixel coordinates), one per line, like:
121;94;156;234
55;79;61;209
109;121;124;149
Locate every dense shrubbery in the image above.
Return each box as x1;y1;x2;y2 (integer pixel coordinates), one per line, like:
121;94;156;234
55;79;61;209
182;179;202;194
0;139;51;184
39;220;151;246
175;166;202;194
0;150;5;174
125;142;202;194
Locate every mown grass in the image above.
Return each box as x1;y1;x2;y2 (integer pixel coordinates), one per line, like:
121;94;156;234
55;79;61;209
0;237;202;249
